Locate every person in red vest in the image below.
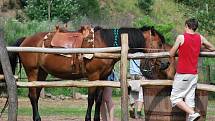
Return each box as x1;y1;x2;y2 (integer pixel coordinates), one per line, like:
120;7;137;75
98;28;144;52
169;18;215;121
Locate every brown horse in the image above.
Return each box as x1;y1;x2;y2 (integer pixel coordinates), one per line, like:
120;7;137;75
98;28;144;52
13;25;168;121
140;43;176;79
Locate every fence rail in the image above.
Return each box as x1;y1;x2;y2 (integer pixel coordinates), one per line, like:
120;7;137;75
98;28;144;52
14;80;215;92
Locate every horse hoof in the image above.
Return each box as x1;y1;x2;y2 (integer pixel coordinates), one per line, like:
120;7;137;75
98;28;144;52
34;117;41;121
94;118;100;121
85;117;91;121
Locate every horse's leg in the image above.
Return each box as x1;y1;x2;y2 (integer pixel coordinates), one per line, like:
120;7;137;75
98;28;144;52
94;87;104;121
27;68;48;121
85;87;96;121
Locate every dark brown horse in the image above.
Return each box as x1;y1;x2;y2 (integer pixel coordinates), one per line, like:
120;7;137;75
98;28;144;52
13;25;168;121
140;43;176;79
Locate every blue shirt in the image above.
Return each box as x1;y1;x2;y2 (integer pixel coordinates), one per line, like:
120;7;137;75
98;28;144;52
130;59;142;75
107;71;118;81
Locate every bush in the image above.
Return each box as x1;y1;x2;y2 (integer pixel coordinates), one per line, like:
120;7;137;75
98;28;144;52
3;19;59;45
24;0;80;23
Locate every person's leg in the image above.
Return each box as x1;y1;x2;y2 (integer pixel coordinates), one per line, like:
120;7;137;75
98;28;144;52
129;74;136;118
185;75;198;111
136;87;144;118
176;101;195;114
101;87;108;121
185;75;200;121
105;87;115;121
129;91;137;118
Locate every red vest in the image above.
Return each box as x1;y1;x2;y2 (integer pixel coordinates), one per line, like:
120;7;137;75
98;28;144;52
176;33;201;74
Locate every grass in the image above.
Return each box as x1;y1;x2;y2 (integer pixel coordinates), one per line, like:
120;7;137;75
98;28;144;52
9;97;214;120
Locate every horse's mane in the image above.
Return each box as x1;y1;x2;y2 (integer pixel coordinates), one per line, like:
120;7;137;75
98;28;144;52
94;26;103;32
95;26;146;50
94;25;166;53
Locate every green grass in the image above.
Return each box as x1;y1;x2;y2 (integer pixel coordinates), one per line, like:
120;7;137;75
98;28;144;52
18;106;87;117
13;97;214;120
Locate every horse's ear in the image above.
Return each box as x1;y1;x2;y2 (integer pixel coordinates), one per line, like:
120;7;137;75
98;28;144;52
64;23;68;29
55;25;60;32
150;26;156;36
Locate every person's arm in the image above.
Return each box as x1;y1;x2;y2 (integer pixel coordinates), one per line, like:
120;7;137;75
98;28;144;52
169;35;183;57
201;35;215;51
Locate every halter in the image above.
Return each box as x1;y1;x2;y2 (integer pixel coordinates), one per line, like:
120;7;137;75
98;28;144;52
86;27;95;47
113;28;119;47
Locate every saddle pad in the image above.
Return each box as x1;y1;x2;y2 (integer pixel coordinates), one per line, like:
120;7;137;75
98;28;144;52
51;32;84;48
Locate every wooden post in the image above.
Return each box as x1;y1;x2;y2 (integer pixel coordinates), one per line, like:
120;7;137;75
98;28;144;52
0;29;18;121
206;65;211;84
120;34;128;121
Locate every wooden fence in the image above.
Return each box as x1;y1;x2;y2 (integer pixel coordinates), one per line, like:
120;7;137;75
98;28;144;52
1;31;215;121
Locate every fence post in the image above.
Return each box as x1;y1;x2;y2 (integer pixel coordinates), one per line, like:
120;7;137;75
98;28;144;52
0;29;18;121
206;65;211;84
120;34;128;121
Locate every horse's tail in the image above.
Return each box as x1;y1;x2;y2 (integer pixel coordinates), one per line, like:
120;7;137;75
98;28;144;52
9;37;25;74
0;37;25;118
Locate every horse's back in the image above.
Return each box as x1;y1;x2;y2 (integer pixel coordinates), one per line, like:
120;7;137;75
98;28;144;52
21;32;48;47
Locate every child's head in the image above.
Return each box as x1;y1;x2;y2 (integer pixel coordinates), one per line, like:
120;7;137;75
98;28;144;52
185;18;198;32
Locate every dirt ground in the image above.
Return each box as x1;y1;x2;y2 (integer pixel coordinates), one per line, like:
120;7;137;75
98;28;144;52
0;97;215;121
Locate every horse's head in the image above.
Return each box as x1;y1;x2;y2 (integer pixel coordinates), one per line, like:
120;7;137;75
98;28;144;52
139;26;175;79
140;26;165;53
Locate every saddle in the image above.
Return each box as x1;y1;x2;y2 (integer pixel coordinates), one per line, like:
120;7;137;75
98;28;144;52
45;32;85;74
51;32;84;48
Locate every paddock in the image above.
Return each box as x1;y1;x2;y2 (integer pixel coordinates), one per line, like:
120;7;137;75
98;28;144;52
1;31;215;121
